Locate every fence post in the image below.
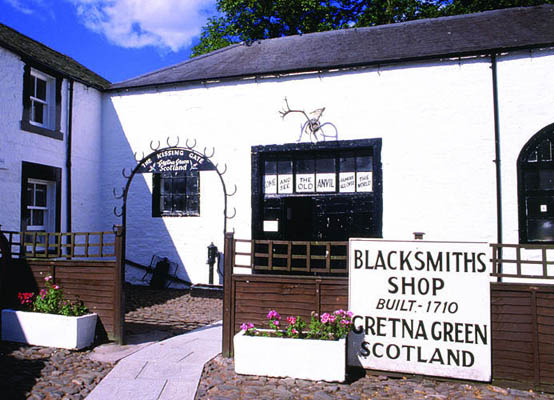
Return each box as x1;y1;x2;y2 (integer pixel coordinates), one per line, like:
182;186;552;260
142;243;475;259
113;225;125;344
222;231;235;357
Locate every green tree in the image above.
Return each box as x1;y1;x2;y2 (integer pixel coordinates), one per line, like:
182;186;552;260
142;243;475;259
191;0;554;57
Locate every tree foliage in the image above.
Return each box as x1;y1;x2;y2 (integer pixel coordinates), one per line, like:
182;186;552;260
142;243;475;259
191;0;554;57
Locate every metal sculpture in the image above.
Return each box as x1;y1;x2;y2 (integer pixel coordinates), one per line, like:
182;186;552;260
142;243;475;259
279;98;338;142
112;137;237;241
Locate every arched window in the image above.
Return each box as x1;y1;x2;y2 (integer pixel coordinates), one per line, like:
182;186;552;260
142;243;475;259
518;123;554;243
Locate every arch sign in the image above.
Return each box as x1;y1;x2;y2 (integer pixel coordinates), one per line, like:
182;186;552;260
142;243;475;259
348;238;491;382
136;148;217;174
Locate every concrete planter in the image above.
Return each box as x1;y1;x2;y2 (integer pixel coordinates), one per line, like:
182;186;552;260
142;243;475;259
234;330;346;382
1;309;97;349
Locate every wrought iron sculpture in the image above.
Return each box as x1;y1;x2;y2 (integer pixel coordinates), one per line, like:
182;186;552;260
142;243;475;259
279;98;338;142
112;137;237;239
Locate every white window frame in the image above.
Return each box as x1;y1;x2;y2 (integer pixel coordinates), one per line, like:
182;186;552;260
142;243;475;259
26;178;56;233
29;69;56;130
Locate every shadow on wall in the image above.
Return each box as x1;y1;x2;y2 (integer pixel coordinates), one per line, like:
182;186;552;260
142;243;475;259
102;99;224;287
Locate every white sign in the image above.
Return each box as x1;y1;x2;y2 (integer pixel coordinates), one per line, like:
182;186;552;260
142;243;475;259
278;175;293;194
348;239;491;382
263;220;279;232
264;175;277;194
296;174;315;193
356;171;373;192
339;172;355;192
316;173;336;192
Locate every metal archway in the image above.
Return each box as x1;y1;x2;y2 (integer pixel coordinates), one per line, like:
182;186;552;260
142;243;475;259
112;137;237;270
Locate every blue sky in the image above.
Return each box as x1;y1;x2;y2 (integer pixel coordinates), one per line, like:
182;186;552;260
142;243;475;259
0;0;218;83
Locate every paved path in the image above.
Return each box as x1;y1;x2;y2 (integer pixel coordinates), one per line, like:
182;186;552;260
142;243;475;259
86;322;222;400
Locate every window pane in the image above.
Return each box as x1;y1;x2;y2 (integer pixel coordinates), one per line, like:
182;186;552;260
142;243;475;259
173;195;186;211
278;160;292;174
527;219;554;242
539;139;552;162
316;157;335;173
32;209;44;226
36;78;47;100
32;101;44;124
296;158;315;174
162;177;172;194
356;156;372;172
527;150;538;163
30;76;35;97
264;160;277;175
187;195;200;214
339;154;356;172
186;176;199;193
539;170;554;190
174;178;186;194
162;195;172;212
35;184;47;207
27;183;34;206
524;170;539;190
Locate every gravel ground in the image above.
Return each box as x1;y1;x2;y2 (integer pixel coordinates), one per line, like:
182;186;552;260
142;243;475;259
0;284;223;400
196;355;554;400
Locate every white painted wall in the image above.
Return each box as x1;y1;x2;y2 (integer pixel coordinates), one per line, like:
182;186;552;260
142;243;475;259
102;55;511;286
0;46;104;236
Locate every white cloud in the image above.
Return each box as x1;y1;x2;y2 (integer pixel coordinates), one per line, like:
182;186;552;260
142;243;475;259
4;0;51;16
66;0;216;52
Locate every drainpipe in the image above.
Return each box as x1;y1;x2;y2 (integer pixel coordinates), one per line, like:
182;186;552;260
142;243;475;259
491;53;502;281
66;80;74;233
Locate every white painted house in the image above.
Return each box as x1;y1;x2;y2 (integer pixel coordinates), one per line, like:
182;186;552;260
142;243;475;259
1;5;554;287
0;24;109;240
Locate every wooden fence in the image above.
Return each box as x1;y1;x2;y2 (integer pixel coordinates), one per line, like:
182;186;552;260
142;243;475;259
0;227;124;344
223;234;554;391
490;243;554;391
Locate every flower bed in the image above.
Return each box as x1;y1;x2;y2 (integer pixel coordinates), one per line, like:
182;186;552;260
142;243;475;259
1;275;96;349
234;309;352;382
1;309;97;349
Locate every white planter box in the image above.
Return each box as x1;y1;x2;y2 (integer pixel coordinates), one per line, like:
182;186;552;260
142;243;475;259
1;309;97;350
234;330;346;382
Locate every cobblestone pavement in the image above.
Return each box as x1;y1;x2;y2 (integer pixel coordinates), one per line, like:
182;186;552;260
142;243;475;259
196;355;554;400
0;284;223;400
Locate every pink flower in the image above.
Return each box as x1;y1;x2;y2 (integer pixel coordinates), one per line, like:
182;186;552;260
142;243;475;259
273;320;279;326
329;315;336;323
52;285;60;290
334;309;344;316
44;276;52;282
287;316;296;325
320;313;330;324
267;310;280;320
241;323;248;331
346;311;353;318
247;322;254;329
291;328;298;334
340;319;351;325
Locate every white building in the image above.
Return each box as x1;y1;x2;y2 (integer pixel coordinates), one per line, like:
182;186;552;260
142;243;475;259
1;5;554;286
0;24;109;240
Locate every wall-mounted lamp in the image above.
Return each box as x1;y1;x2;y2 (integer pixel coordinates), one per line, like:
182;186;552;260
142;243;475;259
413;232;425;240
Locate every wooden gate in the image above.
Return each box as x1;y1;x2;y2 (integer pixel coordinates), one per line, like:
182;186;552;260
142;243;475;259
222;235;554;390
0;227;125;343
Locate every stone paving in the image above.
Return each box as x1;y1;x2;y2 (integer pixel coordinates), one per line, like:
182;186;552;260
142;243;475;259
196;355;554;400
0;284;223;400
3;283;554;400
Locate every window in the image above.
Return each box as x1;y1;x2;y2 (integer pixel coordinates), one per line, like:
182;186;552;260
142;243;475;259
518;123;554;243
21;161;61;233
25;179;56;232
21;65;62;140
153;170;200;217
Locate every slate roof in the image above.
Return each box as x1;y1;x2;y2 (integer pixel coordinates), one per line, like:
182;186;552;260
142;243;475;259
111;5;554;91
0;23;110;90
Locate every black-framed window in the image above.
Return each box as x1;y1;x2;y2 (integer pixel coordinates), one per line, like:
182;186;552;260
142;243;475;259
152;170;200;217
252;139;382;242
518;123;554;243
21;64;63;140
21;161;62;233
